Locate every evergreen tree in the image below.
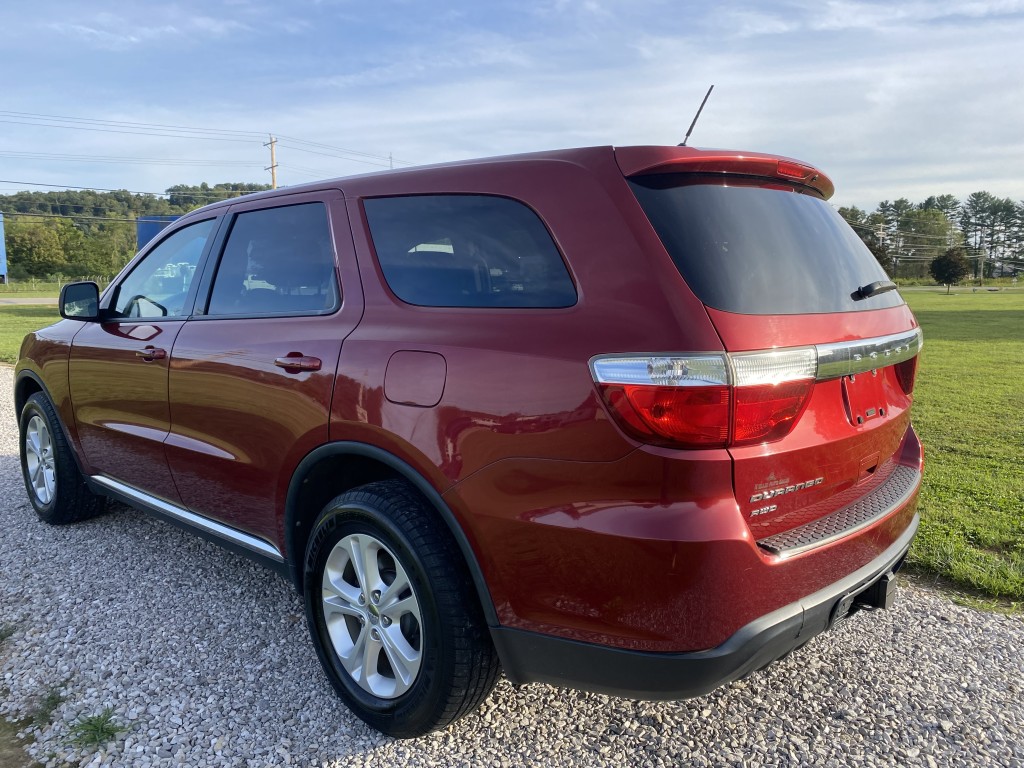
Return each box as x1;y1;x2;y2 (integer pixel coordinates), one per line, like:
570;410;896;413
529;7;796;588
930;247;971;294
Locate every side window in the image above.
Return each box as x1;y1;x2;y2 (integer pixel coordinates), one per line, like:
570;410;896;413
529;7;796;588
112;219;215;318
363;195;577;308
206;203;339;317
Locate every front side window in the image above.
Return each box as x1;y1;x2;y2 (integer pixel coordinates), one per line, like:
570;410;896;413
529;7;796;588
112;219;215;318
364;195;577;308
206;203;339;317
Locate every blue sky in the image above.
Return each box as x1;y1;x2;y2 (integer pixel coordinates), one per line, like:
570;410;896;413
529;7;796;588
1;0;1022;209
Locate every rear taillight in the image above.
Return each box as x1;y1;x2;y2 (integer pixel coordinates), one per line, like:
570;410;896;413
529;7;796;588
592;355;729;447
593;330;922;449
591;349;815;449
895;356;919;395
731;349;816;445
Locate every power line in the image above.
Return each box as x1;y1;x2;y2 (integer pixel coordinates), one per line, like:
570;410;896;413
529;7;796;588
0;118;262;144
843;219;967;244
276;142;395;168
0;110;416;167
0;110;266;138
275;134;415;166
0;150;263;168
277;164;329;181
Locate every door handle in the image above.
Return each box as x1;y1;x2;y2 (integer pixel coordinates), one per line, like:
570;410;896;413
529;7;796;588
274;354;322;372
135;346;167;361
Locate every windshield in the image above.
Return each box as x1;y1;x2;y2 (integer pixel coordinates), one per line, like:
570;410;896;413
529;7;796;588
628;174;904;315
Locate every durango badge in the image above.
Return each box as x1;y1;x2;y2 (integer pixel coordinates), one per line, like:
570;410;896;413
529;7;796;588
750;477;824;503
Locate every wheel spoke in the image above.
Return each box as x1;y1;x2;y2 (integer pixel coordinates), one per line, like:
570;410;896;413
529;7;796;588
338;625;368;679
42;466;56;501
381;594;418;621
27;432;41;458
378;571;410;612
379;626;420;688
362;629;383;683
322;592;363;620
322;551;363;607
356;535;384;593
343;535;372;593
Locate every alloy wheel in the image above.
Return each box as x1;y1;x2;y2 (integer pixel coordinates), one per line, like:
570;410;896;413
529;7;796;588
321;532;423;699
24;415;56;505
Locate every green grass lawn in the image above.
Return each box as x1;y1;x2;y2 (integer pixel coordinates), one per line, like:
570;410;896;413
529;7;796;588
0;292;1021;602
0;281;107;299
0;305;59;364
0;289;60;299
903;290;1023;603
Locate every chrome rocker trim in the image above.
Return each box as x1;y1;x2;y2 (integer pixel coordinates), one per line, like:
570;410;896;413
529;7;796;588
91;475;284;563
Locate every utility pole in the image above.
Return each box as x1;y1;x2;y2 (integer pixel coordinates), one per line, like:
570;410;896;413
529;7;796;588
264;134;278;189
877;219;895;278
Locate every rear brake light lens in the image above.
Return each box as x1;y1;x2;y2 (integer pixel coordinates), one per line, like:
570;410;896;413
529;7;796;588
602;384;730;447
895;356;919;395
730;348;816;446
591;349;815;449
776;160;814;180
733;380;814;444
592;355;729;448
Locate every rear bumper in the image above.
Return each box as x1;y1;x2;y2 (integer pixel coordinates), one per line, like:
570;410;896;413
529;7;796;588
491;512;918;700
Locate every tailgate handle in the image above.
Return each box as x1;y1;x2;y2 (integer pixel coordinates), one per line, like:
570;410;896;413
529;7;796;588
859;452;880;479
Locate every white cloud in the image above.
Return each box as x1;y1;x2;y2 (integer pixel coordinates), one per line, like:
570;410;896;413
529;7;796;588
4;0;1023;209
45;22;180;50
44;9;250;50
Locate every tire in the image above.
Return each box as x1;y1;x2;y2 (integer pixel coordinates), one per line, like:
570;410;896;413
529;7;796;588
19;392;107;525
303;479;500;737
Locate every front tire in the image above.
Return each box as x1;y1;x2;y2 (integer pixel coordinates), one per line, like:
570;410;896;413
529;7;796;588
303;480;499;737
18;392;107;525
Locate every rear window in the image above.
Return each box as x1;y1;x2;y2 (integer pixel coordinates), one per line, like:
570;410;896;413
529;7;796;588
363;195;577;308
628;175;904;314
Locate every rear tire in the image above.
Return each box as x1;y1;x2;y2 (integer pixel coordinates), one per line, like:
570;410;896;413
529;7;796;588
303;479;499;737
19;392;107;525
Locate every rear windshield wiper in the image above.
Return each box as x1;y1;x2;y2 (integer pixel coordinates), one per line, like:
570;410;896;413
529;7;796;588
852;280;898;301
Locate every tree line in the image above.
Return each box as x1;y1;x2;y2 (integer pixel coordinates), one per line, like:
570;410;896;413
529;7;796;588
839;191;1023;282
0;183;270;280
2;182;1021;285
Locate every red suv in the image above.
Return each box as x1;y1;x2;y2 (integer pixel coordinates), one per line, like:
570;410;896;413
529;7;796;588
15;145;923;737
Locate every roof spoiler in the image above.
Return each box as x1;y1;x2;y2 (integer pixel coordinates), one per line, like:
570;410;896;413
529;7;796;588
615;146;835;199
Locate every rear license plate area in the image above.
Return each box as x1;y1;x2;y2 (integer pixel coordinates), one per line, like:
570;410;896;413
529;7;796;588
841;371;891;427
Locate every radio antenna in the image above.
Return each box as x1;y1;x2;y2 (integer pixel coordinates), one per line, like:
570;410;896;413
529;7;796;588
679;85;714;147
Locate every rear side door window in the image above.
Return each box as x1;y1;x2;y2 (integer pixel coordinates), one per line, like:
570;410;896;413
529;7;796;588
206;202;339;316
363;195;577;308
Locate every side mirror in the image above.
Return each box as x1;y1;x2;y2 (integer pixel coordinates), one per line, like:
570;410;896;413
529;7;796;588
59;281;101;321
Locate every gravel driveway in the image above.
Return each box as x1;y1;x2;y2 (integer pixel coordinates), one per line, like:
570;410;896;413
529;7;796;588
1;363;1022;768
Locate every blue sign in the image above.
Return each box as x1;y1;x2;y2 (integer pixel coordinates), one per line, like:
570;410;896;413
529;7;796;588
0;212;7;283
136;215;180;250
